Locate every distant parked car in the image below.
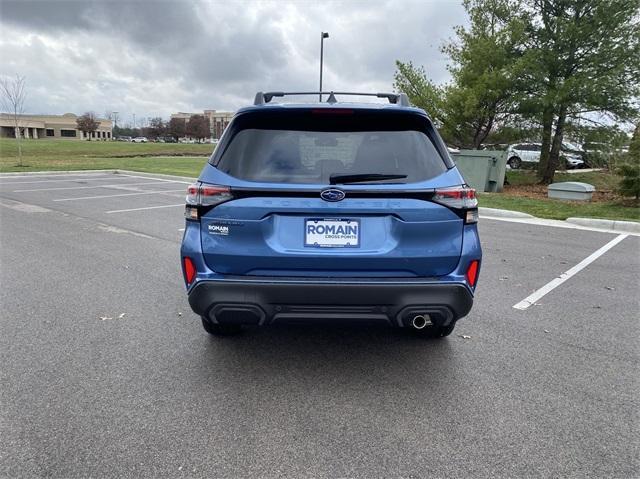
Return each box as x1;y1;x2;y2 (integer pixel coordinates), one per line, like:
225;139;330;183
132;137;148;143
179;138;196;144
506;143;541;169
116;136;132;142
162;136;177;143
506;142;584;169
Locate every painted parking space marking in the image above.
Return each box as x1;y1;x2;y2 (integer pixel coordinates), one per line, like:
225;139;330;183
0;173;112;180
0;176;135;185
13;181;180;192
53;190;184;202
119;173;192;184
106;204;185;214
513;234;629;310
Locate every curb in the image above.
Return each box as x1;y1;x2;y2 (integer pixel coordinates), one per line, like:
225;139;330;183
565;217;640;234
478;207;534;219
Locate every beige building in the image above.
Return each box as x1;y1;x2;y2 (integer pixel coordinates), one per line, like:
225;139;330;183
0;113;113;140
170;110;234;139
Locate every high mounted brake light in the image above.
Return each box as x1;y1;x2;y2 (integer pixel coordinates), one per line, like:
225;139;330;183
432;186;478;224
311;109;354;115
185;183;233;219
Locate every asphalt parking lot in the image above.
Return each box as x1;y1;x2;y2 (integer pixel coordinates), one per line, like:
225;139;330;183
1;171;638;478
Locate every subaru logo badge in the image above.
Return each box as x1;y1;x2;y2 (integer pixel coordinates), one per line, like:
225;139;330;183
320;188;346;202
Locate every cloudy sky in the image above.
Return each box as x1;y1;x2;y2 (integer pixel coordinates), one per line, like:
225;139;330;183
0;0;466;125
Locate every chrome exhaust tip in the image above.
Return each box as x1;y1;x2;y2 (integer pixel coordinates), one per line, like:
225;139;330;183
412;314;432;330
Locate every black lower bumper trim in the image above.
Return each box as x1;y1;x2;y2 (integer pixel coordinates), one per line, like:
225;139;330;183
188;278;474;327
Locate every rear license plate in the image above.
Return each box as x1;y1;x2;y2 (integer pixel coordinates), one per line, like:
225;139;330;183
305;218;360;248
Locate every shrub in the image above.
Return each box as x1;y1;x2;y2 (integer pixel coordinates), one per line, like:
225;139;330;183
617;125;640;201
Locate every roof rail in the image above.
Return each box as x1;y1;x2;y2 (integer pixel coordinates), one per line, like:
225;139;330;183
253;91;410;107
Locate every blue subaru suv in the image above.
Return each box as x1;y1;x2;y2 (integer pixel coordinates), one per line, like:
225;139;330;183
181;91;481;338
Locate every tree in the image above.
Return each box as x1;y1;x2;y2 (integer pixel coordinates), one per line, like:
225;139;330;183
394;61;446;123
186;114;210;142
617;124;640;200
0;74;27;166
168;117;186;140
442;0;527;148
76;112;100;140
148;117;166;140
521;0;640;183
394;0;526;148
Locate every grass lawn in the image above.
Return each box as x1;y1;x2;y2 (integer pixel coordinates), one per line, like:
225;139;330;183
481;169;639;221
0;138;211;176
504;169;621;190
479;193;639;221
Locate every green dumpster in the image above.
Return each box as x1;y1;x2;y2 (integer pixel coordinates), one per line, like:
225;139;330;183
450;150;508;192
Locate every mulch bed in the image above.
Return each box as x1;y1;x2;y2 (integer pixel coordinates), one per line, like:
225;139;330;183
502;184;619;202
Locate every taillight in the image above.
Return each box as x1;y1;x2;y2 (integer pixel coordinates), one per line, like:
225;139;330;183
466;260;479;287
432;186;478;223
200;185;233;206
183;256;196;285
185;183;233;220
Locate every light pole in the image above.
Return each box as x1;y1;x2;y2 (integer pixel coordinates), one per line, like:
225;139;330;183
319;32;329;102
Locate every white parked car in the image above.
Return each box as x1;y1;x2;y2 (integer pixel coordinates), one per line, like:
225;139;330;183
132;137;148;143
506;142;584;169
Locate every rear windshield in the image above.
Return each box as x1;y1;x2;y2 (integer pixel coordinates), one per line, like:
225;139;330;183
214;111;448;184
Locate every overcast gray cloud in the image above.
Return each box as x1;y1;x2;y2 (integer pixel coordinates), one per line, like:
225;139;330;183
0;0;466;124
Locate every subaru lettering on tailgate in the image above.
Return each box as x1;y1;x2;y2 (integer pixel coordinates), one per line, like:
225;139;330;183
305;218;359;248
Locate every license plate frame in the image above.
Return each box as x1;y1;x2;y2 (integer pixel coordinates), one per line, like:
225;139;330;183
304;218;360;248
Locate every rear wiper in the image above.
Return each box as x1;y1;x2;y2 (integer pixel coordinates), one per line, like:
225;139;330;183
329;173;407;184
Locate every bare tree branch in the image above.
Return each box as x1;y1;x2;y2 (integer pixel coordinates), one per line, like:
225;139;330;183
0;74;27;165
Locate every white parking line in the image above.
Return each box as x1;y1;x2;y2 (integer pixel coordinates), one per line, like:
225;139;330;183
106;204;185;214
0;176;134;185
0;173;111;179
13;181;180;192
513;234;629;310
53;190;184;202
119;174;192;184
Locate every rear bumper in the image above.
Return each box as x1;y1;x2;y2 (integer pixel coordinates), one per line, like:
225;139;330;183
187;277;474;328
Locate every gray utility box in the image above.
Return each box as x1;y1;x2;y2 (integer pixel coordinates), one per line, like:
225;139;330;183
450;150;508;192
548;182;595;201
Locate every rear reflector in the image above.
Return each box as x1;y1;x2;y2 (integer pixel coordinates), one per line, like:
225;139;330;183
183;257;196;285
466;260;479;287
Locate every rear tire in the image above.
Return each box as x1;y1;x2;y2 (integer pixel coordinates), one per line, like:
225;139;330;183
508;156;522;169
201;316;242;336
